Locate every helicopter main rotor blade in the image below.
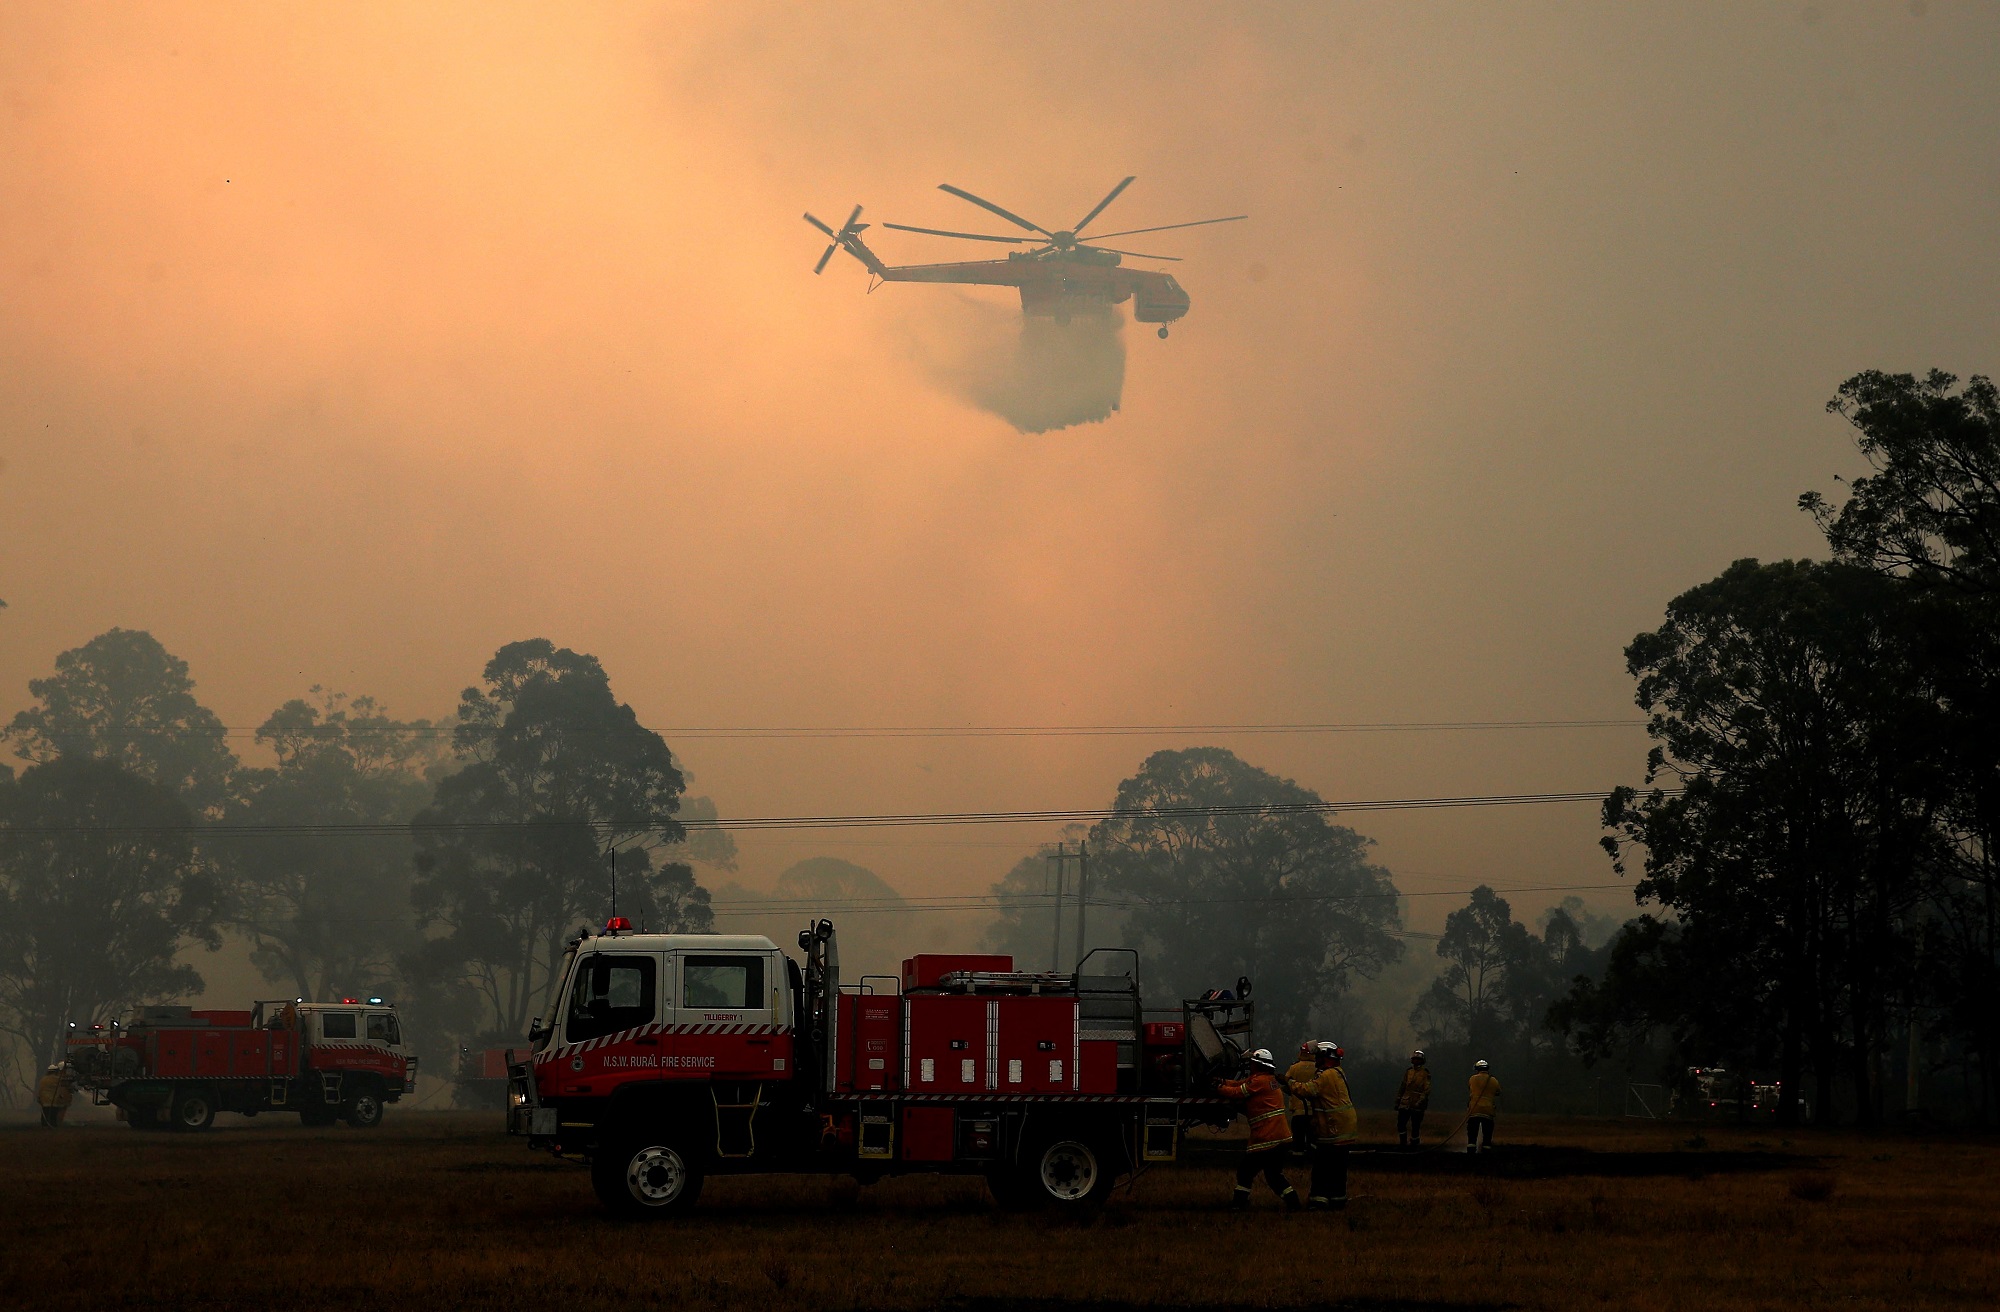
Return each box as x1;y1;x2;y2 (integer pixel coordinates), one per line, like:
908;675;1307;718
883;222;1036;244
938;184;1052;237
1072;176;1136;235
1087;214;1248;240
1088;246;1182;261
843;203;864;231
814;244;838;274
804;212;837;238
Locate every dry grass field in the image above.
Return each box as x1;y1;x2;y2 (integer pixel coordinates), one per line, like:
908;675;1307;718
3;1108;1993;1311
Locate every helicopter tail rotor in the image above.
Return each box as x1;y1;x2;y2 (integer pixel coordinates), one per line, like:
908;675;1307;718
806;205;874;275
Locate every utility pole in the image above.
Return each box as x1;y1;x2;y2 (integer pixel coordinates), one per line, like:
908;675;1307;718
1047;843;1067;972
1072;840;1090;971
607;844;619;922
1048;842;1090;972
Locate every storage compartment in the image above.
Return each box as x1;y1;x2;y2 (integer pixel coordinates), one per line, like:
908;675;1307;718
153;1030;193;1077
835;993;903;1093
228;1031;273;1076
1080;1038;1119;1094
191;1010;254;1028
901;1105;955;1161
902;954;1013;991
193;1030;230;1077
905;995;988;1090
995;996;1078;1093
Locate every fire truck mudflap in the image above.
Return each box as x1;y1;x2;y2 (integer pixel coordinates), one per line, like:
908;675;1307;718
510;917;1251;1217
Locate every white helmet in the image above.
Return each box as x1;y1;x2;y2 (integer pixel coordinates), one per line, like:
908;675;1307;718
1411;1049;1426;1063
1475;1059;1491;1070
1247;1048;1276;1069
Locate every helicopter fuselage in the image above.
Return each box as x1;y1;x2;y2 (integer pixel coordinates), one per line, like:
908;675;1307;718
866;247;1190;324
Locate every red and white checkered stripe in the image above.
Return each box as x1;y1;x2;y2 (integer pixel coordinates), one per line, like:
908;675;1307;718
534;1022;788;1066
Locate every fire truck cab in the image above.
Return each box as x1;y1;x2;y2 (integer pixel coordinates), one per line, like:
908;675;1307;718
509;918;1252;1216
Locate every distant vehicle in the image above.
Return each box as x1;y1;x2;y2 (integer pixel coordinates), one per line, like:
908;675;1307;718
508;917;1256;1215
68;999;417;1132
805;177;1244;338
1673;1066;1812;1124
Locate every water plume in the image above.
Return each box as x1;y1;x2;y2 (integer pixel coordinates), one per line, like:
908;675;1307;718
893;293;1126;434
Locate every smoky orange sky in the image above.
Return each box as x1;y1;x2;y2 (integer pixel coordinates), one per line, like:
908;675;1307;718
5;3;1999;952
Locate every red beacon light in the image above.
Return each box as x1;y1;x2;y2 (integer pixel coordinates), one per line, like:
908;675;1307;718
341;997;359;1004
605;916;633;934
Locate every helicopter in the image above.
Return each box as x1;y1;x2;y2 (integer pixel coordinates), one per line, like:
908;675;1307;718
805;178;1244;339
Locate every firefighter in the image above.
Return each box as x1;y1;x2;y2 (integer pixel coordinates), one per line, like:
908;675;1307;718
1395;1049;1432;1150
1467;1058;1500;1152
37;1062;74;1129
1217;1048;1302;1210
1290;1040;1357;1209
1285;1040;1318;1154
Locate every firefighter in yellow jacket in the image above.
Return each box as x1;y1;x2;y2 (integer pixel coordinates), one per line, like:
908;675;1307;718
1217;1048;1302;1210
1467;1059;1500;1152
1285;1040;1317;1154
1395;1049;1432;1150
38;1062;75;1129
1290;1040;1358;1209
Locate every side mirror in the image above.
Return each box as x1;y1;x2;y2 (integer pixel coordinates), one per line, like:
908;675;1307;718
527;1018;547;1042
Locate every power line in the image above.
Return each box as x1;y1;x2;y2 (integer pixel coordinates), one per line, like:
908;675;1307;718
230;880;1633;928
190;717;1645;740
0;789;1627;837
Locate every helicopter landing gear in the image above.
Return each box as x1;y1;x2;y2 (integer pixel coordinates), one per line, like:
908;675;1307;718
1157;326;1170;339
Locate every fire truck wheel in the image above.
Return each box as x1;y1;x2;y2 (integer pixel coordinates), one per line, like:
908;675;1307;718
592;1140;706;1218
344;1087;385;1128
1027;1136;1113;1208
170;1088;217;1132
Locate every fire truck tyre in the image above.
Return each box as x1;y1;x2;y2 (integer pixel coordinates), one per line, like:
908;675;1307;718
170;1088;217;1132
592;1140;705;1218
344;1086;385;1128
1028;1136;1113;1208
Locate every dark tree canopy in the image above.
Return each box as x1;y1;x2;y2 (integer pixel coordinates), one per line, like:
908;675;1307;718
0;759;220;1084
410;640;708;1040
223;690;442;1002
5;628;237;817
1088;747;1403;1048
1595;557;1940;1123
1805;369;2000;598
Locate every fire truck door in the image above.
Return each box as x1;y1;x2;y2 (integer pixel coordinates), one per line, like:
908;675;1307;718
560;952;669;1091
363;1012;411;1089
672;951;785;1079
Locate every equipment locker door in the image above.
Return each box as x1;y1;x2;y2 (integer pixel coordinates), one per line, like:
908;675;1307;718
671;950;787;1079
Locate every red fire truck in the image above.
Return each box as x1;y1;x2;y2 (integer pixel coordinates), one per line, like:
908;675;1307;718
68;998;418;1132
507;918;1255;1215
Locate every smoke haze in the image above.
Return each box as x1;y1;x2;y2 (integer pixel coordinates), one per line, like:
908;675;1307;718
3;3;1998;993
